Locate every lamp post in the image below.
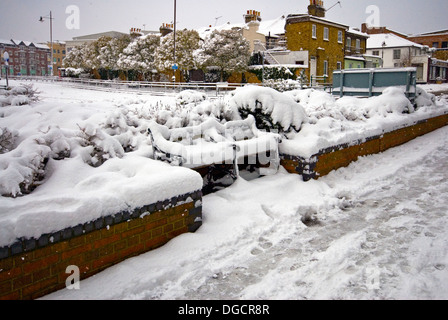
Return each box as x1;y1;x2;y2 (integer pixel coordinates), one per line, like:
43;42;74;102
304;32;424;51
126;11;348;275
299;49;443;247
39;11;54;76
173;0;177;84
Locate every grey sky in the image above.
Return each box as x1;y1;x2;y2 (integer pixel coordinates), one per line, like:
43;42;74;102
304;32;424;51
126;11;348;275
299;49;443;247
1;0;447;43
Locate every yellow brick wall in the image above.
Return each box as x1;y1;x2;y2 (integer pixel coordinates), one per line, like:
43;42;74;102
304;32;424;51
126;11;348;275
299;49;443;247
286;21;345;83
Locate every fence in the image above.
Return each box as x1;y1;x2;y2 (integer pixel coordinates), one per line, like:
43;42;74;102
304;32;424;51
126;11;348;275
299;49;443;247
7;76;250;97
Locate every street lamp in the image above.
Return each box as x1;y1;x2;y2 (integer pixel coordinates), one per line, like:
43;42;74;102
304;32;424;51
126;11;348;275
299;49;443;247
173;0;177;83
39;11;54;76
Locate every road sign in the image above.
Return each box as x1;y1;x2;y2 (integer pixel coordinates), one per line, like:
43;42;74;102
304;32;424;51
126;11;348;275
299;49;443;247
3;52;9;66
172;64;178;70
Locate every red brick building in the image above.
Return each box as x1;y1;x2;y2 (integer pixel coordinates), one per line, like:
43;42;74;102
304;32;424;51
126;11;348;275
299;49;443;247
1;39;51;77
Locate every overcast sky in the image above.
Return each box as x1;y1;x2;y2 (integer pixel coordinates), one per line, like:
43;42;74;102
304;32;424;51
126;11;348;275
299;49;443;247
1;0;447;43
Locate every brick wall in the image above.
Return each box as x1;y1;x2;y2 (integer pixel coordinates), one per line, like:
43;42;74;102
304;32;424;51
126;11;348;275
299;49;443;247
281;113;448;180
0;190;202;300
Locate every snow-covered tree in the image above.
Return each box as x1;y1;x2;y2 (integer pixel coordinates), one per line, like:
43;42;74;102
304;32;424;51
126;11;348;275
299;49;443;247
155;29;202;81
63;43;92;70
98;35;131;79
198;29;251;82
118;34;160;80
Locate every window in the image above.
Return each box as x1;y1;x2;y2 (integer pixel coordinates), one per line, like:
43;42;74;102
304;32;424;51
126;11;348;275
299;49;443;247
433;42;439;48
323;60;328;76
312;25;317;39
442;42;448;49
324;27;329;41
338;31;343;43
393;49;401;60
296;61;305;65
337;61;342;70
372;50;380;56
346;37;351;49
356;39;361;49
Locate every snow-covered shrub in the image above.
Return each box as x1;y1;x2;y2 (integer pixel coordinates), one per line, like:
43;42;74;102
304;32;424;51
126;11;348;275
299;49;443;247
362;87;414;118
229;86;307;134
0;84;40;107
263;79;301;92
415;86;436;108
176;90;207;106
77;123;125;167
35;126;72;160
286;89;345;121
0;127;18;154
0;139;51;197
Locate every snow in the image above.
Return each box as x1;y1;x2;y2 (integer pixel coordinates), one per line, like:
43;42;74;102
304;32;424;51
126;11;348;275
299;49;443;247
367;33;426;49
281;86;448;158
1;79;448;300
43;124;448;300
0;81;202;247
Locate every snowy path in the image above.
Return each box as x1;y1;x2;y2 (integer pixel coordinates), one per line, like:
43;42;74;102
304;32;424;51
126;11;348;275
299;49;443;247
43;125;448;300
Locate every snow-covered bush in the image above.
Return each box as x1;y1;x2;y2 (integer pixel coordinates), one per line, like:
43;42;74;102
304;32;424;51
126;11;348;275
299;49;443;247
77;123;125;167
415;86;436;108
0;127;18;154
176;90;207;106
263;79;301;92
0;138;50;197
229;86;307;134
362;87;415;118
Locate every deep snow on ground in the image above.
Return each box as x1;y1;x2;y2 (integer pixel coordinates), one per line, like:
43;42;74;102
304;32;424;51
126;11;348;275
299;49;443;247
43;119;448;300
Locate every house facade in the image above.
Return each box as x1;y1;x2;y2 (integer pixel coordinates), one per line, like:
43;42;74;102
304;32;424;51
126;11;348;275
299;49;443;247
408;29;448;62
285;2;347;83
47;41;66;76
1;39;51;77
367;33;431;83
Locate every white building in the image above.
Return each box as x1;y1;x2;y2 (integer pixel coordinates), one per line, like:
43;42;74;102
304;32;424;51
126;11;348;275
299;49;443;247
366;33;430;83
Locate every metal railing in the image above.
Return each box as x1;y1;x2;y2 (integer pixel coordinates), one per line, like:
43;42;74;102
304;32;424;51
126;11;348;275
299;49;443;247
7;75;252;97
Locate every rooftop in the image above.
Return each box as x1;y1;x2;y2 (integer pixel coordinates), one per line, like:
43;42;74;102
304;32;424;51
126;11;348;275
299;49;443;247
367;33;426;49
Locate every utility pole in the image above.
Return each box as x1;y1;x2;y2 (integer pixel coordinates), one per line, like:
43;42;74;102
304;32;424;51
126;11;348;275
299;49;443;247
173;0;177;84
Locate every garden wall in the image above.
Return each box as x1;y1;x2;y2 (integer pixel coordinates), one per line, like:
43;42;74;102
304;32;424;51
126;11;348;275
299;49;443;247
0;190;202;300
281;113;448;180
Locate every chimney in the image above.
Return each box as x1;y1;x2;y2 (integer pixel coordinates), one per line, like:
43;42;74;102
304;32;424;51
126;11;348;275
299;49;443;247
308;0;326;18
160;23;174;37
244;10;262;24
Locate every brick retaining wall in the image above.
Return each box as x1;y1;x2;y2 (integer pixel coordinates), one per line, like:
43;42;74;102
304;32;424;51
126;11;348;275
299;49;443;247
0;190;202;300
281;113;448;180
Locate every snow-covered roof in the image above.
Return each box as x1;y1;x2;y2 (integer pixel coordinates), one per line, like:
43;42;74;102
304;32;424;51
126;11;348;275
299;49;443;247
347;28;369;38
367;33;425;49
196;22;245;39
286;14;348;30
345;56;366;61
258;16;286;37
196;16;286;39
0;39;14;45
411;29;448;37
34;43;51;50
